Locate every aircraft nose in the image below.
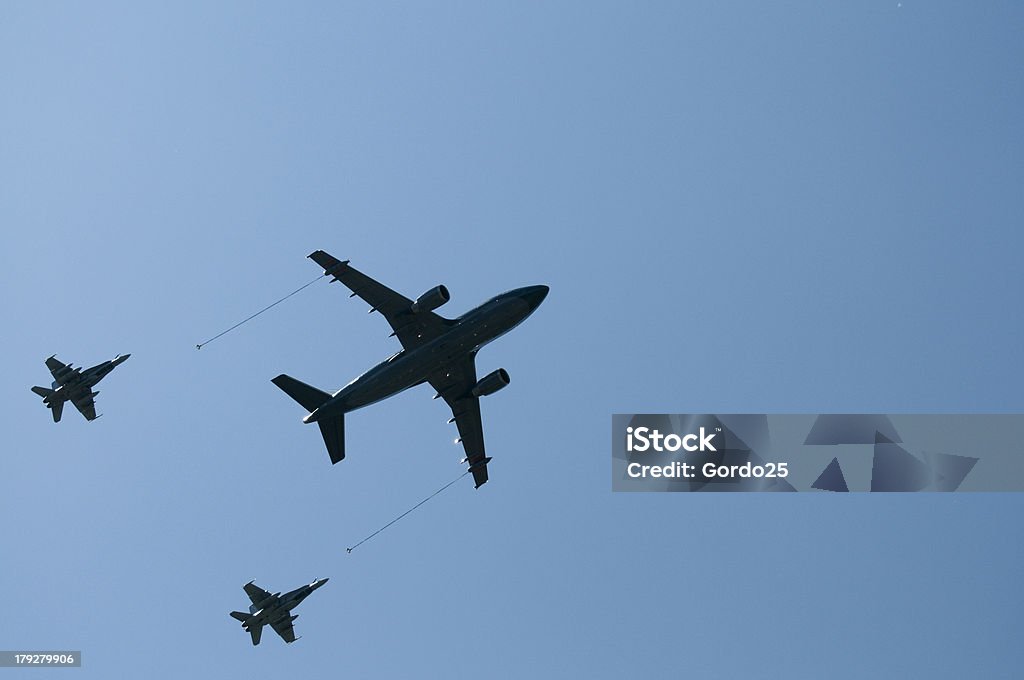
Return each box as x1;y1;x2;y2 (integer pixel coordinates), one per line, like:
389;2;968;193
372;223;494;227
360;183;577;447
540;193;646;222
522;285;549;310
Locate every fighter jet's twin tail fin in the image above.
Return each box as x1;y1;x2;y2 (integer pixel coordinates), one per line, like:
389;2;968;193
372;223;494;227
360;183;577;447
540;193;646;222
271;375;345;464
31;386;63;422
230;611;263;645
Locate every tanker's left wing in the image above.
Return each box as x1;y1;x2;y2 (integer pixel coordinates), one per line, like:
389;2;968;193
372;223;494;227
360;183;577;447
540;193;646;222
308;251;452;351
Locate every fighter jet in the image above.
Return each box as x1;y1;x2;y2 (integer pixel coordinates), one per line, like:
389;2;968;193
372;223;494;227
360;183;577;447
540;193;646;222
31;353;130;422
230;578;329;645
272;251;548;488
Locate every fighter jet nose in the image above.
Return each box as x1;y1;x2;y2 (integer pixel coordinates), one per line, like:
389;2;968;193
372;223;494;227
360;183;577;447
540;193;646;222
522;285;549;310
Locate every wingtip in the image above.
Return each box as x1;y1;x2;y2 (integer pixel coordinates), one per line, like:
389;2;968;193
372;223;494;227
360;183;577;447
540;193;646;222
308;250;350;275
270;374;296;389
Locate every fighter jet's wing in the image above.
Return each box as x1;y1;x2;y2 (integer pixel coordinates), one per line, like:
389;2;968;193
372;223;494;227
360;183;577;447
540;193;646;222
244;582;273;607
309;250;451;350
70;393;98;421
46;356;77;386
426;356;490;488
270;617;297;643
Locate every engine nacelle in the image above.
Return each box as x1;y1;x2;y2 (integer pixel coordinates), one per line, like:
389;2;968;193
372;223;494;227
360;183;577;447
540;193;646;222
410;285;450;313
472;369;510;397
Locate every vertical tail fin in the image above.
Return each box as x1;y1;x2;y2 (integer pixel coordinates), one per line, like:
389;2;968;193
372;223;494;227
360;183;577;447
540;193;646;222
318;416;346;464
32;387;64;423
272;375;345;464
230;612;262;645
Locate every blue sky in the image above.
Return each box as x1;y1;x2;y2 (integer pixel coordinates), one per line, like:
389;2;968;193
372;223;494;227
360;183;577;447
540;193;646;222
2;2;1022;677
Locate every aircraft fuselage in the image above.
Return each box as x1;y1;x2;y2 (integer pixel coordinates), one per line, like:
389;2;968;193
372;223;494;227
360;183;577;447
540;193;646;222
304;286;545;423
247;590;307;625
47;369;100;404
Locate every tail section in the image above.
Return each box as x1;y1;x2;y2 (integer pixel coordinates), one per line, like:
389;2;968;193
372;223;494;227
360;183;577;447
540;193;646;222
32;387;63;422
272;375;331;412
272;375;345;464
318;416;346;464
230;611;262;645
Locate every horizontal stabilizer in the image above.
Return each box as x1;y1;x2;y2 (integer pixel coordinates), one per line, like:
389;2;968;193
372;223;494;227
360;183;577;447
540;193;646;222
31;386;53;398
229;611;249;623
319;416;346;464
272;375;331;412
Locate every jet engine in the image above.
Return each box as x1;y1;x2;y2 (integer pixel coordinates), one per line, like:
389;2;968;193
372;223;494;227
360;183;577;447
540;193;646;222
472;369;510;397
410;285;450;313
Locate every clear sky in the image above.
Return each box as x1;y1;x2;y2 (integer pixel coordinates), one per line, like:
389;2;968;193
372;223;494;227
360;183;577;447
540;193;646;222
2;2;1022;677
